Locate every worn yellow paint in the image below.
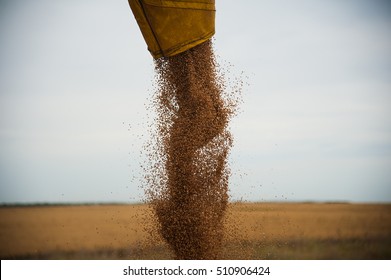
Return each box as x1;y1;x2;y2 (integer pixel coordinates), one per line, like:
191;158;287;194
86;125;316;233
128;0;215;58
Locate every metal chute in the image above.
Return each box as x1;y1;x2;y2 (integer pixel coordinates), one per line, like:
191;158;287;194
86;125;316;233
128;0;215;58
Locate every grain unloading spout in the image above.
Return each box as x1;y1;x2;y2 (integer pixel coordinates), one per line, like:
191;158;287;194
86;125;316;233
128;0;215;59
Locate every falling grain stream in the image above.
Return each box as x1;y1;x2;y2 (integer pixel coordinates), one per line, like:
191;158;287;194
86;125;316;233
147;40;236;259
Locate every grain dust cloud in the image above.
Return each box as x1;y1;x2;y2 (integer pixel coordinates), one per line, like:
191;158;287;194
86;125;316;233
143;40;241;259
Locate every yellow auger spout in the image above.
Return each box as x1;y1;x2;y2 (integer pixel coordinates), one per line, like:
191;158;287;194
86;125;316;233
128;0;215;58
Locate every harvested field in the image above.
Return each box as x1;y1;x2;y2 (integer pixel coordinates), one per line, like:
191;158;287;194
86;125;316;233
0;203;390;259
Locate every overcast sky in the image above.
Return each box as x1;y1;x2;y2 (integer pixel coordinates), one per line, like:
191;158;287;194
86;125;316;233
1;0;390;204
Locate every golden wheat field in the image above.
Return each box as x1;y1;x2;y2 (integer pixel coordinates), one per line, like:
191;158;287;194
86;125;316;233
0;203;390;259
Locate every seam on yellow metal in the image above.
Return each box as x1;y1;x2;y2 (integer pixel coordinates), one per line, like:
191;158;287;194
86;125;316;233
139;1;165;57
143;0;214;10
152;31;214;58
144;0;214;5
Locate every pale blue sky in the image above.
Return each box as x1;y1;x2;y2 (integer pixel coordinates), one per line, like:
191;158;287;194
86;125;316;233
1;0;390;204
